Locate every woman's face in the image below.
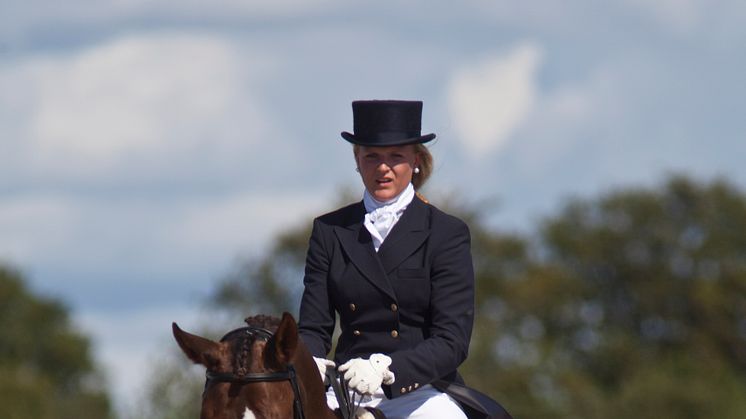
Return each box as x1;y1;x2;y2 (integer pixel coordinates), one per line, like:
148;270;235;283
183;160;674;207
356;145;420;202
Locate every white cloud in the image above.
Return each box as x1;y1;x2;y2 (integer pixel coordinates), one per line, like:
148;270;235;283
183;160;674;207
0;189;324;283
446;42;543;158
1;32;277;179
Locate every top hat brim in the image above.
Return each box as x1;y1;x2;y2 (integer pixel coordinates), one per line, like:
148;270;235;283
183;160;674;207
341;131;436;146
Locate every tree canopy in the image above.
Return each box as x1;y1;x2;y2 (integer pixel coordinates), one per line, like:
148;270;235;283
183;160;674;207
0;265;113;419
463;176;746;418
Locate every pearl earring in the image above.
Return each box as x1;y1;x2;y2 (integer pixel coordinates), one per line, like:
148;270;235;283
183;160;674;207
414;167;420;174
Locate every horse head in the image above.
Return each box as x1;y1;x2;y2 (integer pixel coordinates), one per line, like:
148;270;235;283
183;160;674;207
173;312;333;419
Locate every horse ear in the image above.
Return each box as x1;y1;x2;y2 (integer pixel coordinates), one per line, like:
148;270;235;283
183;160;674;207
172;322;221;368
265;312;298;367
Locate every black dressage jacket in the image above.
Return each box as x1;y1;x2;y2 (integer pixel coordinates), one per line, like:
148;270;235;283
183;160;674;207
298;195;475;399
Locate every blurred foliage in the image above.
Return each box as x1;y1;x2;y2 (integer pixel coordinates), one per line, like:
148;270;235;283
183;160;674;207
147;175;746;418
461;175;746;418
0;265;113;419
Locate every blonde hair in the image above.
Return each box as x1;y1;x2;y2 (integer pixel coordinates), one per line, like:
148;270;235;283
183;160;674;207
411;143;433;191
352;144;434;191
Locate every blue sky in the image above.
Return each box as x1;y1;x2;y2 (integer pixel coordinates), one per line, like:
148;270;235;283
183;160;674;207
2;0;746;413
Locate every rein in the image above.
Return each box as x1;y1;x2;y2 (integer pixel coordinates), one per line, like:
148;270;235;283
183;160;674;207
205;326;306;419
326;365;354;419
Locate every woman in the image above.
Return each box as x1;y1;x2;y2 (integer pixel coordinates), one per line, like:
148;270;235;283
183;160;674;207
298;100;476;419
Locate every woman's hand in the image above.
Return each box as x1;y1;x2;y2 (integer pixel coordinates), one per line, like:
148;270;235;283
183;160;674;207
338;353;396;395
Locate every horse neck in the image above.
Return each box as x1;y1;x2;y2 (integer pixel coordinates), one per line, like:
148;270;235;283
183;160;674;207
292;342;338;419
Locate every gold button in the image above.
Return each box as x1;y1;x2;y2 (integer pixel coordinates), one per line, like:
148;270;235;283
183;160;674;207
408;385;413;391
353;330;361;336
391;330;399;338
390;303;398;312
349;303;356;311
414;383;419;389
400;388;406;394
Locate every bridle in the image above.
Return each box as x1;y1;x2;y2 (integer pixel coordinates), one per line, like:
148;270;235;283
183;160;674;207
205;326;306;419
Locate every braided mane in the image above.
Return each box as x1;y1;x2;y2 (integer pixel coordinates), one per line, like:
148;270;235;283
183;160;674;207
230;315;282;376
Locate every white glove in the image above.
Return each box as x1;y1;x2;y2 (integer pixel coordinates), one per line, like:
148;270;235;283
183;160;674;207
338;353;395;395
313;356;336;384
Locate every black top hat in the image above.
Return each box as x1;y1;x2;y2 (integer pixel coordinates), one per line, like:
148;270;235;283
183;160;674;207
341;100;436;146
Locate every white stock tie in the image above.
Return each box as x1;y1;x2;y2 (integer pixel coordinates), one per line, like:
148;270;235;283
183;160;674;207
363;183;415;252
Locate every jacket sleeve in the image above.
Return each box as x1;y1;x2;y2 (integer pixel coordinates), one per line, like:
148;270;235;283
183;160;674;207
297;218;337;358
384;218;475;398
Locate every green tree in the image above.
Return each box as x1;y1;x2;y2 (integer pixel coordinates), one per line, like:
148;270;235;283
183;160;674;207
470;176;746;418
0;265;113;419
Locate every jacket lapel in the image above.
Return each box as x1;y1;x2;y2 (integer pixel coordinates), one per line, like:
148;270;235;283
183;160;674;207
333;202;397;301
377;196;431;274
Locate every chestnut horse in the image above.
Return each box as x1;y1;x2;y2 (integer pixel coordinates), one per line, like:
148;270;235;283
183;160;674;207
173;312;385;419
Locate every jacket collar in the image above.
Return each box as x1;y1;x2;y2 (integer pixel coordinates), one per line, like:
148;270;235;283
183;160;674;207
333;197;431;301
377;196;430;272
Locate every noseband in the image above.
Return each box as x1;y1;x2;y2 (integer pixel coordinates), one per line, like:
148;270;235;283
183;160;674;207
205;326;306;419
